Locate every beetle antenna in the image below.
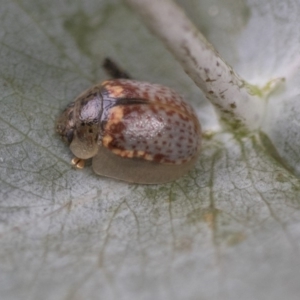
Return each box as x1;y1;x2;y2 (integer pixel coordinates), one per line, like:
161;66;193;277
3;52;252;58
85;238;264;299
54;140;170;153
102;58;132;79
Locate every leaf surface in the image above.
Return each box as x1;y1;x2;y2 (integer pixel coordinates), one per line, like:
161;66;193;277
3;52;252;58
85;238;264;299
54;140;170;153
1;1;300;299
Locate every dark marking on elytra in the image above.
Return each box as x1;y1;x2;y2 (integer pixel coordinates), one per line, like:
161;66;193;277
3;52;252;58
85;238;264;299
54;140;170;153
115;98;148;106
154;153;166;162
108;122;126;134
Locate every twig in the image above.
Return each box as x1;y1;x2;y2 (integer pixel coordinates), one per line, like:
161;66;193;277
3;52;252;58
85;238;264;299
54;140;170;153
124;0;266;130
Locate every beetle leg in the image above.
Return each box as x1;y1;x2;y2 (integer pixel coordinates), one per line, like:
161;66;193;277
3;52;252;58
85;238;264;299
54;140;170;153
71;157;85;169
102;57;132;79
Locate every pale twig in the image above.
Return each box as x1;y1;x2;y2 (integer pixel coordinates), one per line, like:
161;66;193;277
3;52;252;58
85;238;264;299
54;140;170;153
124;0;266;130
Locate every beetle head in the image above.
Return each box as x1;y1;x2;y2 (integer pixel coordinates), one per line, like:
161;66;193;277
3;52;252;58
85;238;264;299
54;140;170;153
56;102;75;145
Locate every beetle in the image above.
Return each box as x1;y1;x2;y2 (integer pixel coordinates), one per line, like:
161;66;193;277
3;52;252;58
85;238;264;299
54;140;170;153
56;59;201;184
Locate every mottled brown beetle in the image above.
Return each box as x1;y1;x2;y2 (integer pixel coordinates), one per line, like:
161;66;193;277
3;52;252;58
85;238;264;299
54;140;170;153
56;59;201;184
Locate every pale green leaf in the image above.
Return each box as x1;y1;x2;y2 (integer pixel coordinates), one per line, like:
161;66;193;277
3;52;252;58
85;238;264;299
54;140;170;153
1;1;300;300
